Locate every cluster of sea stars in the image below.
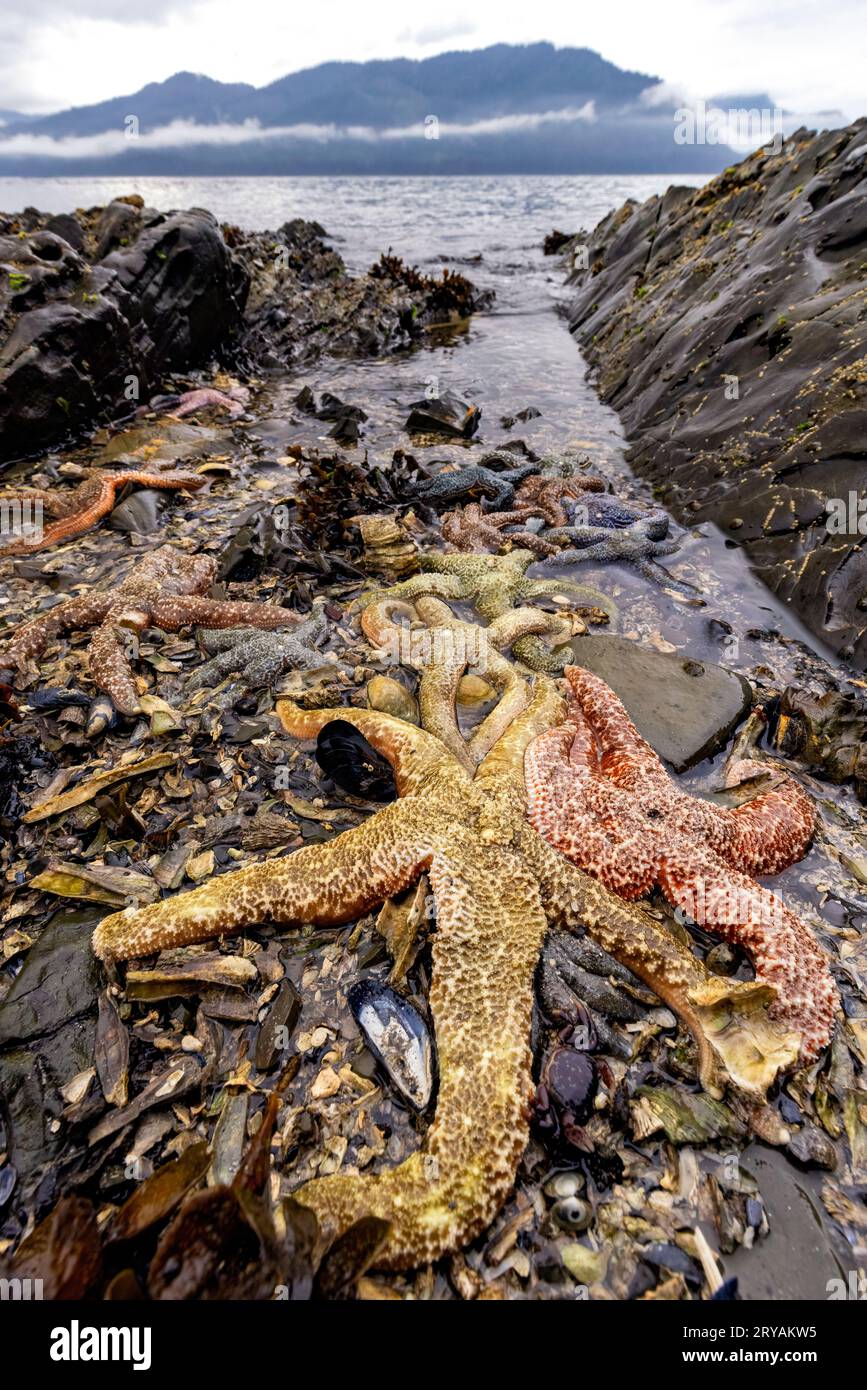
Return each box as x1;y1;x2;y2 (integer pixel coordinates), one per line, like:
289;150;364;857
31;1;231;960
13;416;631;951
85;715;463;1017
0;546;302;717
3;418;839;1278
93;661;805;1269
423;450;699;596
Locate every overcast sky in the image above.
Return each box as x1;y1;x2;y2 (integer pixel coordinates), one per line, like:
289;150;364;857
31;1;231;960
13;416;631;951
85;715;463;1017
1;0;864;117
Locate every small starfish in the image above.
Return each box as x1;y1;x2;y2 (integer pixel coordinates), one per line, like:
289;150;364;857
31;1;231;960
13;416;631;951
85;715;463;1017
565;493;655;528
359;549;617;671
170;387;249;419
360;593;576;764
525;666;838;1062
186;603;329;707
0;546;302;717
93;678;799;1269
441;503;560;557
512;472;605;527
0;470;206;556
413;458;540;510
542;513;700;596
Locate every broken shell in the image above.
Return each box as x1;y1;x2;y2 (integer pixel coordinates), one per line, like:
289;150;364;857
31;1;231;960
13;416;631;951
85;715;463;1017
347;979;434;1112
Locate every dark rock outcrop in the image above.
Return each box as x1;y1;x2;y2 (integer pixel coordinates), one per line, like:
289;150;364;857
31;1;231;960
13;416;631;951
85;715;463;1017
567;121;867;667
236;220;492;369
0;204;249;463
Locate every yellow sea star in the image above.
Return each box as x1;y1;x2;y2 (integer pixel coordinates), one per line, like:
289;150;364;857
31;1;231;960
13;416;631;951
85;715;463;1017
92;681;799;1268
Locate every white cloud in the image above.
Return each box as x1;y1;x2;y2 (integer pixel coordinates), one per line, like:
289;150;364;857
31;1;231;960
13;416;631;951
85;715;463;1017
0;104;601;159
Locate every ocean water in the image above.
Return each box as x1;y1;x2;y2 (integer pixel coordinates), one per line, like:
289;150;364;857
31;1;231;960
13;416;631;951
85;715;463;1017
0;173;701;270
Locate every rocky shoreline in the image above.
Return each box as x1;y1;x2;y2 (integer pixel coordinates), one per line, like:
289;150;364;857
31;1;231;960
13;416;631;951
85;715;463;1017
0;199;488;463
565;120;867;667
0;174;865;1301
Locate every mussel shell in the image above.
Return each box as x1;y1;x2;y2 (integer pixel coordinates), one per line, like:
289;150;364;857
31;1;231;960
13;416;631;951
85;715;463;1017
315;720;397;801
27;687;91;712
347;979;434;1112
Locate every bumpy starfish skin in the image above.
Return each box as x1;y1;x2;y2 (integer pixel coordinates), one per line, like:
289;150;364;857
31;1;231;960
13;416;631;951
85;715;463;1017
93;677;801;1268
441;503;561;557
414;461;540;510
512;473;605;526
361;549;616;670
542;513;700;596
1;546;301;716
360;593;575;765
0;470;206;555
566;493;653;529
171;387;249;419
525;666;837;1061
187;604;328;700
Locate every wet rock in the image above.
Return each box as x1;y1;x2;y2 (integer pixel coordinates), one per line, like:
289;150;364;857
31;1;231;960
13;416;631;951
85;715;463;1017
543;230;575;255
0;208;248;461
569;635;752;770
44;213;85;252
405;389;480;438
786;1123;838;1170
568;122;867;664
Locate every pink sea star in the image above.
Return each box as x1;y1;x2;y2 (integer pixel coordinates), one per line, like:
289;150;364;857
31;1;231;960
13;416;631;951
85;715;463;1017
524;665;838;1062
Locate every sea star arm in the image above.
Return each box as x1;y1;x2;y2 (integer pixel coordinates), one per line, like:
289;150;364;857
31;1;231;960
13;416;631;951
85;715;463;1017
521;827;799;1097
657;842;836;1062
720;778;816;875
88;617;146;715
1;594;113;671
93;796;434;962
295;825;550;1269
0;486;74;519
0;471;205;556
148;595;301;632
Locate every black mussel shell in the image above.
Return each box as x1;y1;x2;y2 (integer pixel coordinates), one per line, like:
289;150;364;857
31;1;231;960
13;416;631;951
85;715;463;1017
347;980;435;1111
27;687;91;712
315;720;396;801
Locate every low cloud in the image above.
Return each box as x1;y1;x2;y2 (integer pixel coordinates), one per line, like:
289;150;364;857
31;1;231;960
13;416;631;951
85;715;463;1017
0;104;598;159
